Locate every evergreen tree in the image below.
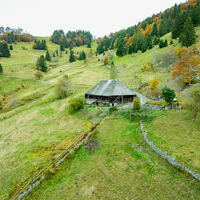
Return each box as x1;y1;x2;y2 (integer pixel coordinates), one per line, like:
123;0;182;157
87;42;91;48
151;23;158;36
37;55;47;72
79;51;86;60
0;64;3;74
0;42;10;57
116;39;127;57
179;18;196;47
60;42;65;51
9;44;13;50
172;15;183;39
69;50;76;63
45;50;51;61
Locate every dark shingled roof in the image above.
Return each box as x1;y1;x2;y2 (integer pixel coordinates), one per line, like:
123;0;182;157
85;79;136;97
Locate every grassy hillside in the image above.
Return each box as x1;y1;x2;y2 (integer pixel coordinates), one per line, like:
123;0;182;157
0;27;200;199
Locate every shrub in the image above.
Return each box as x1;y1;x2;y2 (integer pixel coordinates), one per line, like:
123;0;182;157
104;56;109;65
36;55;47;72
9;44;13;50
68;97;85;113
45;50;51;61
133;97;141;110
55;76;72;99
141;62;154;72
162;87;175;104
34;70;43;80
0;42;10;57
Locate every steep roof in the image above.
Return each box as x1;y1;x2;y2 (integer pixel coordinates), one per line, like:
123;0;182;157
85;79;136;97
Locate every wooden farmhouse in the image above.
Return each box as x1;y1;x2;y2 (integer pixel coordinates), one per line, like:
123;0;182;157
85;79;137;105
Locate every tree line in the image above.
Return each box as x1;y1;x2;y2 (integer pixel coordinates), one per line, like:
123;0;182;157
96;0;200;56
51;30;93;50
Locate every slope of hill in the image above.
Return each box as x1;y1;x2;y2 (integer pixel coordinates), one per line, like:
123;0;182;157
0;22;200;199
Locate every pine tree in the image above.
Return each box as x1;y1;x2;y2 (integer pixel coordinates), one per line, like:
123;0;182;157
69;50;76;63
0;64;3;74
45;50;51;61
116;39;127;57
60;43;65;51
37;55;47;72
0;42;10;57
79;51;86;60
172;15;183;39
151;23;158;36
179;18;196;47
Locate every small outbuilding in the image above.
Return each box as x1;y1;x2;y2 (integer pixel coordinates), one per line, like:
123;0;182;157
85;79;137;105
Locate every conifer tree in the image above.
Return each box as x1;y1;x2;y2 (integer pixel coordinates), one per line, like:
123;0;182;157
69;50;76;63
79;51;86;60
151;23;158;36
0;42;10;57
37;55;47;72
45;50;51;61
179;18;196;47
0;64;3;74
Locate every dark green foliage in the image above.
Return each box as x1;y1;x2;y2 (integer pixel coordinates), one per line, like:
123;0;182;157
9;44;13;50
33;40;47;50
179;18;196;47
87;42;91;48
69;50;76;63
60;42;65;51
45;50;51;61
51;30;65;44
151;23;158;36
68;97;85;114
116;39;128;57
36;55;47;72
159;39;168;48
162;87;175;104
172;15;184;39
0;64;3;74
0;42;10;57
96;37;111;55
79;51;86;60
51;30;93;48
190;2;200;26
153;37;160;45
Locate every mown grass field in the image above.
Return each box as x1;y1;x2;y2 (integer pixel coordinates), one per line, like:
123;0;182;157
0;29;200;199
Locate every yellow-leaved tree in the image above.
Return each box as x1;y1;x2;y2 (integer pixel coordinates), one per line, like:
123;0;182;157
150;77;159;90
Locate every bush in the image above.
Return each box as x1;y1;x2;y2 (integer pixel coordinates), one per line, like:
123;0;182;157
162;86;175;104
36;55;47;72
0;42;10;57
68;97;85;113
55;76;72;99
133;97;141;110
34;70;43;80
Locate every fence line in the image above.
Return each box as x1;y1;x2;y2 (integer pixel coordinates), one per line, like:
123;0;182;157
11;123;100;200
140;121;200;182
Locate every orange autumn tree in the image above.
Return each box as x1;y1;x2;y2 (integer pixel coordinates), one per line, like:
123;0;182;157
172;53;200;85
